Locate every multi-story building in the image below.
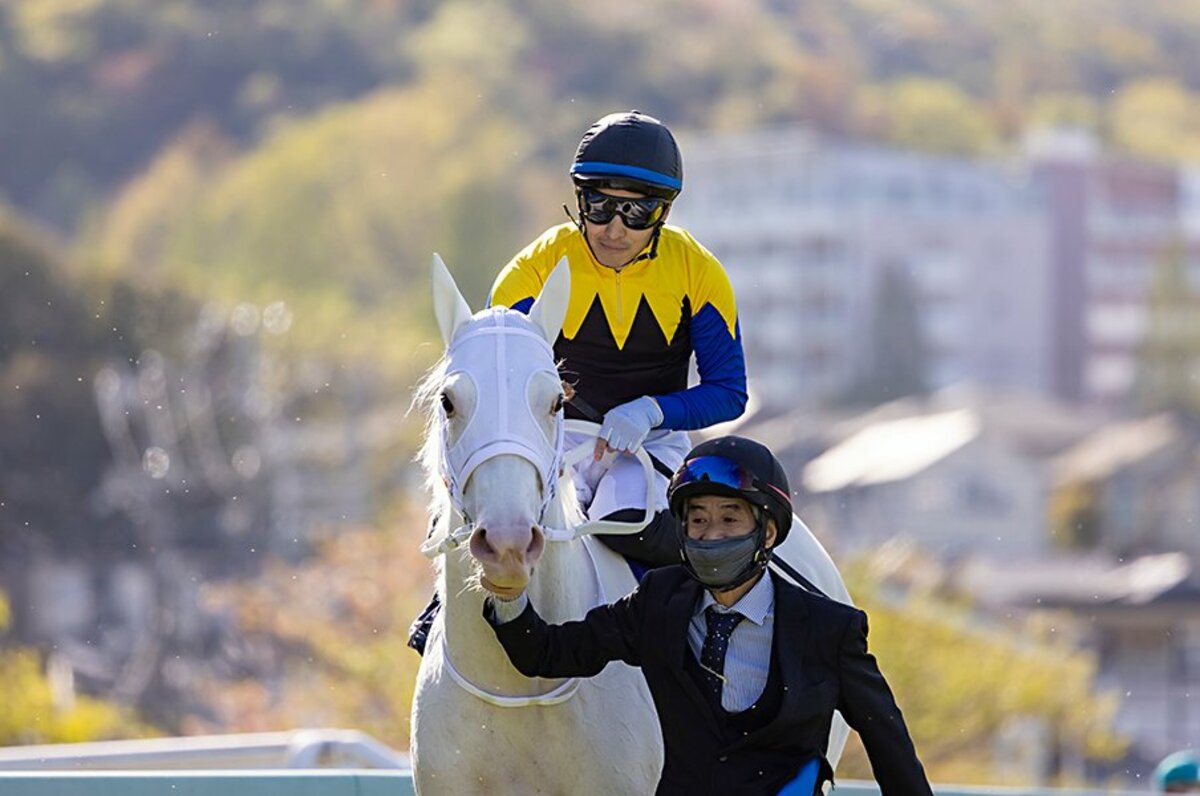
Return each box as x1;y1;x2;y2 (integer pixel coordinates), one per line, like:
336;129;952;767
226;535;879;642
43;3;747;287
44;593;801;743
672;128;1052;410
1028;129;1183;407
674;126;1196;412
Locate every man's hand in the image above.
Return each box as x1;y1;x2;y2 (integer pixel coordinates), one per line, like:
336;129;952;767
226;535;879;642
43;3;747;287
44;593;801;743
483;587;530;625
595;396;663;459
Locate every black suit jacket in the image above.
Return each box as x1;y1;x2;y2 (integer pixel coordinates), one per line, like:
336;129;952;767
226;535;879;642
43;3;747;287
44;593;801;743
488;566;932;796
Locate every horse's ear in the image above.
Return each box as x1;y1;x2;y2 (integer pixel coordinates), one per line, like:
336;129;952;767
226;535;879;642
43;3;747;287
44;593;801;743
528;257;570;343
432;253;473;346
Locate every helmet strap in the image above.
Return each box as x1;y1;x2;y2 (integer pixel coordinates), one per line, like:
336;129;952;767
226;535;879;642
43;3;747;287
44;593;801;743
562;202;582;231
628;224;664;265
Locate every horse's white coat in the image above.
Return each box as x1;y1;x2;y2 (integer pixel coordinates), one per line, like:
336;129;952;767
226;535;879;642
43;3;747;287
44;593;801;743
411;256;663;795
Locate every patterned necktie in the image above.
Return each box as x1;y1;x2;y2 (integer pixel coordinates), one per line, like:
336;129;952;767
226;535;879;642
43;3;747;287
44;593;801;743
700;606;745;701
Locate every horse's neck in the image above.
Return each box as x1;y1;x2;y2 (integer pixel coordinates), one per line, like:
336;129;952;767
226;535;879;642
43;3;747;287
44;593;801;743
439;499;594;691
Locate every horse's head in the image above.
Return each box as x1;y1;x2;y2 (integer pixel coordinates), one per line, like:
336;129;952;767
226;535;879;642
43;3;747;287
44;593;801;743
424;253;571;595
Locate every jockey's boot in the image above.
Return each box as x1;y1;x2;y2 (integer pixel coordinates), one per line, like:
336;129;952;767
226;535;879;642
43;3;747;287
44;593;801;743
407;591;440;655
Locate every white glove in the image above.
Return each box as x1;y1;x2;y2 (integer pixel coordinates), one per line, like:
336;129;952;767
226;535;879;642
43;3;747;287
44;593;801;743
599;396;663;454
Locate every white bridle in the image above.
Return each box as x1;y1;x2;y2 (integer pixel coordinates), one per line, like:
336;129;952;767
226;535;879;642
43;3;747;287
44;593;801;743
436;309;564;534
421;309;658;560
419;307;657;709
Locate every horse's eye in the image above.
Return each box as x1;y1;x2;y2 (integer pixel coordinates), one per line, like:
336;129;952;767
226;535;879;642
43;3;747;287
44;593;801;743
440;392;455;417
551;394;565;414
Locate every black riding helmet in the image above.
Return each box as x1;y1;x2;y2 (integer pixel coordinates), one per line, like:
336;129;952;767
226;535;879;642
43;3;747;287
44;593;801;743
570;110;683;200
668;436;794;546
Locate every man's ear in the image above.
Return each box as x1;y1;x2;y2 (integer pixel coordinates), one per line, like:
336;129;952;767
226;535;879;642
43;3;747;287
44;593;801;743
763;518;778;550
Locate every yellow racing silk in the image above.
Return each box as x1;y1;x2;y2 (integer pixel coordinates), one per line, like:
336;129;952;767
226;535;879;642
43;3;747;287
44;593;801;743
489;223;746;431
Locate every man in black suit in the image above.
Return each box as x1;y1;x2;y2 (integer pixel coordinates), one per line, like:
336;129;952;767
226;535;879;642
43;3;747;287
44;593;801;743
484;435;932;795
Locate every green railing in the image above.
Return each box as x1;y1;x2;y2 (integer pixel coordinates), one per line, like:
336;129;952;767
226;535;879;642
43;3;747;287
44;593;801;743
0;733;1152;795
0;773;1151;795
0;771;414;795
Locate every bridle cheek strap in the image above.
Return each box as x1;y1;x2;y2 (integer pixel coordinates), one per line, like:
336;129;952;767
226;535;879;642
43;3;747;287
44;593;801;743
423;312;565;558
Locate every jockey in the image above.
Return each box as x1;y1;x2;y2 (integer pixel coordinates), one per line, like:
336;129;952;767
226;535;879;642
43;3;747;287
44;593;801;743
409;110;747;654
489;109;748;569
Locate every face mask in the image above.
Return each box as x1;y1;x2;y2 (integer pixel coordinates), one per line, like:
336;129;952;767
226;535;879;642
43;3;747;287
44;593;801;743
681;526;767;591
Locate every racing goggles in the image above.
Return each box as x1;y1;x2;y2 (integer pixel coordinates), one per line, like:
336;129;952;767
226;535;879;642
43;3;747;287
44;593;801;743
671;455;759;495
578;188;668;230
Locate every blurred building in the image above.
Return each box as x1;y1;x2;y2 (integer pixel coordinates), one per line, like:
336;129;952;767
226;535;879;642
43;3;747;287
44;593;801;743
674;126;1195;413
1048;413;1200;558
1027;129;1185;408
730;384;1102;557
673;128;1053;411
958;553;1200;772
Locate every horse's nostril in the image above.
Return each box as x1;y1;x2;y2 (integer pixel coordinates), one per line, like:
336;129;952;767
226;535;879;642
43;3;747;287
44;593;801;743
527;526;545;559
470;528;496;559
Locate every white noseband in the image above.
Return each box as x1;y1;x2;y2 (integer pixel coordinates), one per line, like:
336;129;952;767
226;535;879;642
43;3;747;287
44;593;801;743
422;309;655;559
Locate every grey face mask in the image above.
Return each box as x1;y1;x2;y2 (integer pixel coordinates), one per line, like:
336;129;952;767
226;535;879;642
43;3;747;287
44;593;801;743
681;526;768;591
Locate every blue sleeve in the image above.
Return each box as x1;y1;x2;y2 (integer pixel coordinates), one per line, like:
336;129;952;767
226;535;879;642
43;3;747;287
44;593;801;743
502;296;534;313
654;303;748;430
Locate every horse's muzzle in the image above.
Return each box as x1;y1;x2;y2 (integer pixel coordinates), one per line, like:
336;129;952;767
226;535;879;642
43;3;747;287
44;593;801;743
469;523;545;584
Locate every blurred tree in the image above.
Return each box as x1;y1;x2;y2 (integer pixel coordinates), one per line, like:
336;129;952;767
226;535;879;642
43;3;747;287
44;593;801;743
87;119;238;282
1110;78;1200;162
0;591;153;744
865;78;998;155
10;0;1200;234
91;81;544;381
1027;92;1101;134
0;209;124;552
1047;480;1104;551
847;260;928;406
1135;240;1200;416
0;0;420;225
190;516;432;748
835;566;1124;786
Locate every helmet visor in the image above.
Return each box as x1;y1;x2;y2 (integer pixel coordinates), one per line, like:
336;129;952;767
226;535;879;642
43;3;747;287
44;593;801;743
578;188;668;230
670;455;791;505
671;455;758;494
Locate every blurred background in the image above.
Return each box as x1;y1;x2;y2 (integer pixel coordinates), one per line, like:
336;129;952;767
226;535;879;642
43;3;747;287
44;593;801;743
2;0;1200;788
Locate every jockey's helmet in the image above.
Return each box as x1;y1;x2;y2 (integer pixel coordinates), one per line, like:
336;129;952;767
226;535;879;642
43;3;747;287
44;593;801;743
570;111;682;202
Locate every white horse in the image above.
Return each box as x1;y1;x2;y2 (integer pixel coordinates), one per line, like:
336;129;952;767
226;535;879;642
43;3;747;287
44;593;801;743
410;255;663;795
410;254;854;794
